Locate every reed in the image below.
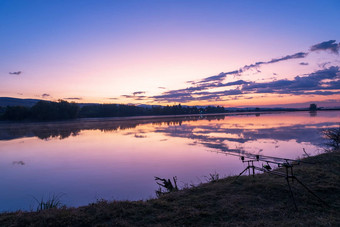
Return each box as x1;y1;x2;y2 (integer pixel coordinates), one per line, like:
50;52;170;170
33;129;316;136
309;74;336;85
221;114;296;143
33;193;64;211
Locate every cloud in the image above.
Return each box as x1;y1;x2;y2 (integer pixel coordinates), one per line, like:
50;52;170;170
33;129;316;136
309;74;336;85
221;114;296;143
12;161;25;165
9;71;22;75
151;66;340;103
142;41;340;104
121;95;133;98
64;97;83;100
152;79;249;102
242;66;340;95
153;92;194;103
242;52;308;71
318;62;331;69
134;134;147;138
198;70;239;84
158;87;166;89
121;94;147;101
133;91;145;96
41;93;50;98
185;50;309;91
310;40;339;54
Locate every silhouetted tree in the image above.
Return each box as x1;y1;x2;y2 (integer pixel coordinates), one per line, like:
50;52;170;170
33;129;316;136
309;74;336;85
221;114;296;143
31;100;80;121
1;101;230;121
0;106;5;119
309;103;317;111
3;106;31;121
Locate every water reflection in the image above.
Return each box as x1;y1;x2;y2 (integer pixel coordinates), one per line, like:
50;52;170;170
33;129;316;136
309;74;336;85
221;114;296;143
0;111;339;212
0;115;225;141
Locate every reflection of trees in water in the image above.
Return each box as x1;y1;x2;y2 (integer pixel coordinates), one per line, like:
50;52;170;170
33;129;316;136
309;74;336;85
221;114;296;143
33;128;80;140
154;121;337;154
2;114;331;152
0;115;225;141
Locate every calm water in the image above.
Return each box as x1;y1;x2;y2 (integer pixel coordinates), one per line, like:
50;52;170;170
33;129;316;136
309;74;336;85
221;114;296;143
1;111;339;212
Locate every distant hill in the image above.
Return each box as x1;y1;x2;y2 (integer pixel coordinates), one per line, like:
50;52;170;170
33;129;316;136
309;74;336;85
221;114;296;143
0;97;42;107
0;97;109;108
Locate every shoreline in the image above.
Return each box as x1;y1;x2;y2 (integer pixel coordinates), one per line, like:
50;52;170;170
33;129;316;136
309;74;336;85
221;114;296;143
1;150;339;225
0;110;309;126
1;108;340;126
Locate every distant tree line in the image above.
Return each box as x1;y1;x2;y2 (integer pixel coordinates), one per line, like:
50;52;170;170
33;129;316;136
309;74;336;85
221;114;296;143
79;103;225;118
0;100;226;121
0;100;79;121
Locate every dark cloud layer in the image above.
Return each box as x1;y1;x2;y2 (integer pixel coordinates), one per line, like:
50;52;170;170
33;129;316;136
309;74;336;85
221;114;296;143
151;66;340;103
148;40;340;103
115;40;339;104
310;40;340;54
239;66;340;96
242;52;308;71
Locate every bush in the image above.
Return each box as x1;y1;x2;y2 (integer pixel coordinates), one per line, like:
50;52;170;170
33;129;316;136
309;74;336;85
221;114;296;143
322;126;340;151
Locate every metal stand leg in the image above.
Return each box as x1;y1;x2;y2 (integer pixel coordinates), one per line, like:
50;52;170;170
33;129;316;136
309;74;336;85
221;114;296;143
293;177;329;206
286;177;298;211
235;167;250;181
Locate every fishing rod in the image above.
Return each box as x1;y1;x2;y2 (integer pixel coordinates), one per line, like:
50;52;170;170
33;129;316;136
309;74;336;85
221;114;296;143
212;149;315;165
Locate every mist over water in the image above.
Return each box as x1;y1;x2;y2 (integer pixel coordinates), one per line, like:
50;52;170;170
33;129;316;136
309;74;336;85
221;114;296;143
1;111;339;212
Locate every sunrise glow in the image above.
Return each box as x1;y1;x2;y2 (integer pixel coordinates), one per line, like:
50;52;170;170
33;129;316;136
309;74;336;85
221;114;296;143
1;0;340;107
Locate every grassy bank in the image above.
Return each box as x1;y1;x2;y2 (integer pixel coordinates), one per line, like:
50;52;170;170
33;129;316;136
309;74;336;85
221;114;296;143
1;151;339;226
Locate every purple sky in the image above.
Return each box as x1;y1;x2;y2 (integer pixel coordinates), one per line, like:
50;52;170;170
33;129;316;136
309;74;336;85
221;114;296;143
1;0;340;107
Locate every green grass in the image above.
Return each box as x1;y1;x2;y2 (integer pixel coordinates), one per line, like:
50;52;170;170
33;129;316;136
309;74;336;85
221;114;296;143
0;151;339;226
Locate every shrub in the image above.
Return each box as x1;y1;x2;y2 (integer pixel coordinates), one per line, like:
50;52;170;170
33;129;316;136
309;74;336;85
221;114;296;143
322;126;340;151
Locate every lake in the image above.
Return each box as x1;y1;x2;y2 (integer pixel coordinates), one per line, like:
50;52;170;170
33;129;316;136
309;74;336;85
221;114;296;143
0;111;339;212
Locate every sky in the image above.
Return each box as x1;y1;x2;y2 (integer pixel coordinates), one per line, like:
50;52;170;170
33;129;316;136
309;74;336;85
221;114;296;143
1;0;340;107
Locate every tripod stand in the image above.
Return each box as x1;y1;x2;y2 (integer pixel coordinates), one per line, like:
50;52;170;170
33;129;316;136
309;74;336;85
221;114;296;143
235;156;328;210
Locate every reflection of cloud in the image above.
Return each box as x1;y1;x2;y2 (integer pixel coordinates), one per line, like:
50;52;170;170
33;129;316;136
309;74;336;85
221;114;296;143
12;161;25;165
154;119;337;155
0;116;217;141
1;113;339;161
310;40;339;54
299;62;309;66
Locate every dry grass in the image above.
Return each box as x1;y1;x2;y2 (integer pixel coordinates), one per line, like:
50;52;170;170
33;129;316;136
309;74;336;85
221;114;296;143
1;151;339;226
